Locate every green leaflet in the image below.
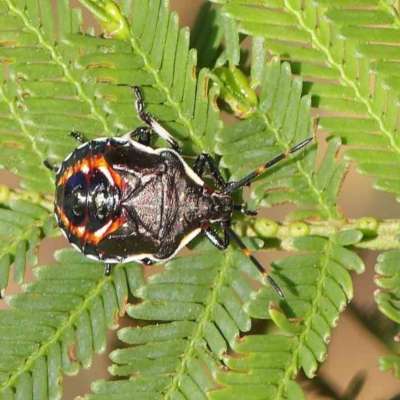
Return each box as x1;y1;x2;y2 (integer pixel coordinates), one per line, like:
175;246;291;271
215;58;344;220
0;191;55;295
0;249;136;397
1;0;396;398
90;251;253;399
375;250;400;378
242;235;364;397
212;0;400;199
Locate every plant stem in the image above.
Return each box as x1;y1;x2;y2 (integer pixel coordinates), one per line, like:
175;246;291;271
237;218;400;251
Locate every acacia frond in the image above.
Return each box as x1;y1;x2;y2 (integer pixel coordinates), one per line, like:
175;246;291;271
0;189;55;295
0;249;135;398
375;250;400;378
211;0;400;199
216;57;345;221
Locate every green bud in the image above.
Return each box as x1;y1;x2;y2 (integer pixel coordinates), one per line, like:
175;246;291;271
21;190;41;204
289;222;310;237
95;2;130;39
211;66;257;119
269;301;304;334
254;218;279;238
356;217;378;236
0;185;10;204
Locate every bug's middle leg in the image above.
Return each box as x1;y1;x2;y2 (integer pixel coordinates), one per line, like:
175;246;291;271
124;126;152;147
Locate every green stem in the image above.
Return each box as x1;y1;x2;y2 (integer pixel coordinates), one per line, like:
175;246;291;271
238;218;400;251
276;242;333;399
163;253;232;398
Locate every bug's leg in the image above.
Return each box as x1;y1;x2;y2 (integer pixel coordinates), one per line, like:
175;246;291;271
142;258;155;266
104;263;112;276
204;226;230;250
194;153;227;189
123;126;152;147
221;222;284;298
131;85;179;151
69;131;85;143
43;160;59;172
234;204;258;216
222;137;313;195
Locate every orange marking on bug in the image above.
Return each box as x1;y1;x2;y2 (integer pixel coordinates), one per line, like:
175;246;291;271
242;248;251;256
57;203;125;246
57;153;126;189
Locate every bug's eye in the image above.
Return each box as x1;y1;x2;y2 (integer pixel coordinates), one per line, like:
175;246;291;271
88;169;112;230
64;172;87;225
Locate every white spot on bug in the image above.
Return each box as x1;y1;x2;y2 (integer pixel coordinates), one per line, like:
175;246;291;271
77;142;89;150
86;253;100;261
128;138;157;154
63;152;73;163
71;242;81;252
94;220;112;238
98;166;114;184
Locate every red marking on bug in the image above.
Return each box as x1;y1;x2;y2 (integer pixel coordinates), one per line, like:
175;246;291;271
203;183;213;195
57;205;125;246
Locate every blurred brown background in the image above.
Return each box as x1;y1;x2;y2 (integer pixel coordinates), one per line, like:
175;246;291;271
1;0;399;398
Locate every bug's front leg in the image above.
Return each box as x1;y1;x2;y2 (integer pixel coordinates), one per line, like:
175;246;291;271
43;160;59;172
193;153;227;189
204;226;230;250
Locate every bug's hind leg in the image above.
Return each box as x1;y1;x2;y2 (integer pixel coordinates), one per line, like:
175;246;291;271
104;264;113;276
43;159;59;172
142;258;155;266
131;85;179;151
221;222;284;298
69;131;85;143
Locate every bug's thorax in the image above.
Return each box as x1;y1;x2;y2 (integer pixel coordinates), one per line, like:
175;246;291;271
182;184;233;224
208;192;234;222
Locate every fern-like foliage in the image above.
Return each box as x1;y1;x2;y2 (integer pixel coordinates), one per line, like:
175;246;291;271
0;249;135;398
0;188;55;295
215;57;345;221
212;0;400;199
0;0;398;399
375;250;400;378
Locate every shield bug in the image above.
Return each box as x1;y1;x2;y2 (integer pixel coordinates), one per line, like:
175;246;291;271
45;86;312;297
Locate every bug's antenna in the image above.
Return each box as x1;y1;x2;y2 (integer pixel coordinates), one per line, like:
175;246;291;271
222;137;313;195
222;223;284;298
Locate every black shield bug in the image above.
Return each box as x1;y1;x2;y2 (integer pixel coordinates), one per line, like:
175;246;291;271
45;86;312;297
